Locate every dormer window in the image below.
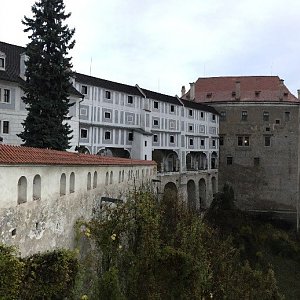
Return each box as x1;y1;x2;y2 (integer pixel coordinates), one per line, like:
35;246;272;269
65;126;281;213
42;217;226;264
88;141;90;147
0;52;6;71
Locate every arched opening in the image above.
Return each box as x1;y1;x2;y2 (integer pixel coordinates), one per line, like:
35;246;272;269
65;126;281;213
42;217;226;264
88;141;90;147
212;177;217;195
187;180;196;211
199;178;206;209
110;171;113;184
97;147;130;158
200;153;208;170
163;182;178;200
211;152;218;169
76;146;90;154
93;171;97;188
105;172;109;185
70;172;75;193
18;176;27;204
33;174;41;200
186;153;192;170
152;150;179;173
87;172;92;190
60;173;66;196
122;170;124;182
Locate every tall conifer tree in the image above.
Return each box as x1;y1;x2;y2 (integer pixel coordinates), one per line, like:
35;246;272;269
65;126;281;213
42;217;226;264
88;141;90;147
18;0;75;150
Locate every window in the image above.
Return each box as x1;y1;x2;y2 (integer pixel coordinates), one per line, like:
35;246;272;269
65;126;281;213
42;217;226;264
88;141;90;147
170;135;175;143
105;172;109;185
189;138;194;146
104;112;111;119
0;57;5;69
212;139;216;148
145;155;147;160
80;108;87;116
18;176;27;204
189;109;193;117
189;125;193;131
227;156;233;165
263;111;269;121
219;136;224;146
212;114;216;121
254;157;260;166
81;85;88;94
153;134;158;142
2;121;9;134
265;136;271;146
144;141;147;147
200;112;204;118
33;174;41;200
87;172;91;190
220;111;226;121
285;112;290;121
153;101;159;109
104;131;111;140
110;171;113;184
170;105;175;112
128;132;133;141
153;119;159;126
275;119;280;124
93;171;97;188
80;128;88;139
105;90;111;99
241;111;248;121
60;173;66;196
69;172;75;193
200;139;205;147
3;89;10;103
127;95;133;104
237;136;250;146
266;127;270;132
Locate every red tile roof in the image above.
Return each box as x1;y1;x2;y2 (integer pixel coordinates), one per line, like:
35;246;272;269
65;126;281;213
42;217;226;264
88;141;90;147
0;145;156;166
183;76;299;103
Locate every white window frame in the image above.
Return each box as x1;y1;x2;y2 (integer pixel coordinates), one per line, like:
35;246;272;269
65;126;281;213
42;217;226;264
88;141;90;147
80;108;87;116
80;128;88;139
2;120;9;134
0;53;5;71
104;111;111;119
81;85;88;95
127;95;133;104
104;131;111;140
105;90;111;99
170;135;175;144
153;101;159;109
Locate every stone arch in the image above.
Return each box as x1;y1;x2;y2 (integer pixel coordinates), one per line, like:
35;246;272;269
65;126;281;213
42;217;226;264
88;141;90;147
93;171;97;188
165;152;179;172
18;176;27;204
76;145;90;154
199;178;206;209
98;147;130;158
212;176;217;194
187;179;196;211
163;182;178;199
60;173;66;196
33;174;41;201
211;151;218;169
87;172;92;190
70;172;75;193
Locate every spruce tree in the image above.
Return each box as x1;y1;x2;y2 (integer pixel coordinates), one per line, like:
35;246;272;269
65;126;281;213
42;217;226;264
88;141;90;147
18;0;75;150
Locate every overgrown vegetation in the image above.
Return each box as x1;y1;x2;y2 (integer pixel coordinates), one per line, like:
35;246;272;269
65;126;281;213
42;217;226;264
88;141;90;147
0;247;78;299
76;186;283;299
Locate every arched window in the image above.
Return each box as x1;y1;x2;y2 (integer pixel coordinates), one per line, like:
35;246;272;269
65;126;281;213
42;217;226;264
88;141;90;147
18;176;27;204
69;172;75;193
87;172;91;190
105;172;109;185
93;171;97;189
33;174;41;200
122;170;124;182
110;171;113;184
60;173;66;196
146;169;149;177
118;171;121;183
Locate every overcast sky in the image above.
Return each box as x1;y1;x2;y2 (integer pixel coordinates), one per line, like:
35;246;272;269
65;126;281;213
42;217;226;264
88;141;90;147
1;0;300;96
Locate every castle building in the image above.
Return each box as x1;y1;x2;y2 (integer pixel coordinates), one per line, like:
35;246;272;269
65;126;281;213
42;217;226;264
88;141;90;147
182;76;300;215
0;41;219;210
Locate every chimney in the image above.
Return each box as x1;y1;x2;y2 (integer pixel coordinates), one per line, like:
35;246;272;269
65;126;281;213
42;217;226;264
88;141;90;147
279;79;284;101
235;81;241;101
297;89;300;100
181;85;186;97
189;82;195;100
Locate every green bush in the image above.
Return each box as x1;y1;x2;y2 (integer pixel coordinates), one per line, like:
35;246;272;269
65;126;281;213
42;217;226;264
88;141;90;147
0;244;24;300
